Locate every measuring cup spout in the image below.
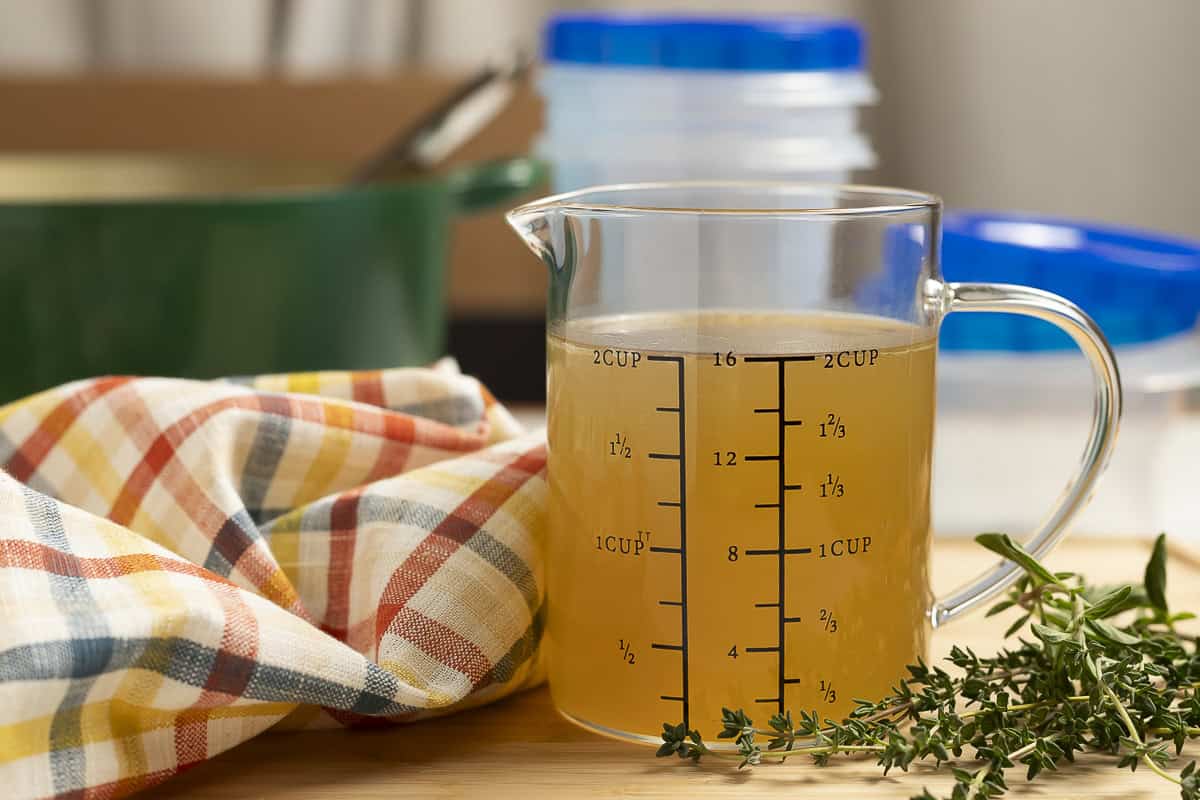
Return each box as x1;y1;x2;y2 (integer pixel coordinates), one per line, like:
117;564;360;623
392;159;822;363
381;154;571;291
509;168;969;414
505;202;568;275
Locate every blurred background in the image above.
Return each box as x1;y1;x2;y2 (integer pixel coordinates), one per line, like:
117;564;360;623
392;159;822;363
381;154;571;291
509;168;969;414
1;0;1197;538
4;0;1196;234
6;0;1197;398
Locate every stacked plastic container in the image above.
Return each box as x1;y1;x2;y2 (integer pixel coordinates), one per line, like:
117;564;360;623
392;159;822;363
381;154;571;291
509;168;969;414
536;13;878;313
935;213;1200;539
537;13;877;190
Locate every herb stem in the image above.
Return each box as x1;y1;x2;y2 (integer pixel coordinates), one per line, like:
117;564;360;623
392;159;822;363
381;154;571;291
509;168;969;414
769;744;884;758
1143;756;1182;786
1006;741;1041;765
1149;726;1200;737
760;695;1095;743
962;764;993;800
1103;682;1140;742
698;743;886;762
1102;683;1183;787
958;695;1090;720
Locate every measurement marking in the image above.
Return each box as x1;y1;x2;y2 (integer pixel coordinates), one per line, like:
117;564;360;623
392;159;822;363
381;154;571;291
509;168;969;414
755;602;780;608
745;548;812;556
652;643;683;651
650;546;681;554
656;406;680;413
660;695;685;702
658;501;681;507
784;617;803;624
774;360;787;714
659;600;682;607
754;502;780;509
744;454;780;462
754;697;781;704
745;646;780;653
754;407;780;414
784;419;804;427
784;484;803;491
648;354;689;728
744;355;817;363
783;678;802;685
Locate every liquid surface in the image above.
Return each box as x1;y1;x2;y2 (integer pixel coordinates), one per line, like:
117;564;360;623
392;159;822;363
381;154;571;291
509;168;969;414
546;311;937;740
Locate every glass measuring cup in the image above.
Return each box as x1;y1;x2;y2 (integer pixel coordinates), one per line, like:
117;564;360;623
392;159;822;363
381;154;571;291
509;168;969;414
506;183;1121;743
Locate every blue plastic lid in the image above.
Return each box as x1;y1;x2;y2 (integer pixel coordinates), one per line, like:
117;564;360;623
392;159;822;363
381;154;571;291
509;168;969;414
940;212;1200;351
542;13;865;72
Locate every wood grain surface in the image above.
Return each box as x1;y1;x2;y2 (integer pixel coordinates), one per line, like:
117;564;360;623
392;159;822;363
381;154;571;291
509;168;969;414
145;537;1200;799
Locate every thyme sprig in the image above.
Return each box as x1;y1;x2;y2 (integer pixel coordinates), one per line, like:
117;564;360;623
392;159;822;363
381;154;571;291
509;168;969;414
657;533;1200;799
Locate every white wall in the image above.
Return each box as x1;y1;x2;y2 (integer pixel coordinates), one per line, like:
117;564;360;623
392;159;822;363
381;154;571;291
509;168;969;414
869;0;1200;238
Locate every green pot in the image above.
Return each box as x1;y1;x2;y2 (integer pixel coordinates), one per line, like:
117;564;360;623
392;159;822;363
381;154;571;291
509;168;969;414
0;154;543;402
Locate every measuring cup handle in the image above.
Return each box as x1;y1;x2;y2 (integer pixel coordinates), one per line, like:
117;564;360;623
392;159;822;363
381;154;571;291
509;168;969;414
928;281;1123;627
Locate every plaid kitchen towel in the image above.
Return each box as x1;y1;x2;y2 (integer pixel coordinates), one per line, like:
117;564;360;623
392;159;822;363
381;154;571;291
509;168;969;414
0;362;547;799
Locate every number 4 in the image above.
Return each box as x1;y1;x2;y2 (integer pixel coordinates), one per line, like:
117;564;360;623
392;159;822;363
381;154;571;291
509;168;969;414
728;645;739;659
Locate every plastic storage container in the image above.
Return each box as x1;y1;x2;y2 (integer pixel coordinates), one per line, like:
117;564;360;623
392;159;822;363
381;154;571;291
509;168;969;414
537;13;878;311
934;212;1200;539
537;13;877;190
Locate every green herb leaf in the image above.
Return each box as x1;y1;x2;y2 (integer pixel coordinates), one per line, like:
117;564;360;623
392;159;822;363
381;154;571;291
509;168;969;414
1144;533;1169;613
985;599;1016;617
1084;618;1141;646
1004;611;1033;638
1031;622;1072;643
975;533;1058;584
1083;585;1133;620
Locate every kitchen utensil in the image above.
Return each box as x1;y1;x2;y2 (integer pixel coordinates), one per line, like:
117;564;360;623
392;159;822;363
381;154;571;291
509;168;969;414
507;182;1121;742
350;51;532;184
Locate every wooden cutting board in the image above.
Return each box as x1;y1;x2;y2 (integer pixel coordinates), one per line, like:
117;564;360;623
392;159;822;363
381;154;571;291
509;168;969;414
145;537;1200;799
